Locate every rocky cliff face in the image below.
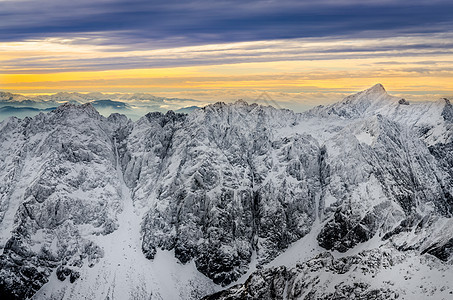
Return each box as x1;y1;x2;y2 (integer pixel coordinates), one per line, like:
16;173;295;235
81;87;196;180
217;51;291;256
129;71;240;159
207;85;453;299
0;104;125;299
1;85;453;299
128;103;320;286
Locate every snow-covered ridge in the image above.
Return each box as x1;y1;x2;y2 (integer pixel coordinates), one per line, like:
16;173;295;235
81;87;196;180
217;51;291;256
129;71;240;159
0;91;196;105
0;85;453;299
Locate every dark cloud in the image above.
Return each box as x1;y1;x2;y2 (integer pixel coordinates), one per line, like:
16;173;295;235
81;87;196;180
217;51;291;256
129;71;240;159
1;0;453;47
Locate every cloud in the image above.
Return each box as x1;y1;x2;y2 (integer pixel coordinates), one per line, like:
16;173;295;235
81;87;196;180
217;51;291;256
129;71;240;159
2;34;453;73
1;0;453;47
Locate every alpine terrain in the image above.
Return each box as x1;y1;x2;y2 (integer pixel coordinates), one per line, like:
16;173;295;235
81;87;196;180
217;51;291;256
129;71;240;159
1;84;453;299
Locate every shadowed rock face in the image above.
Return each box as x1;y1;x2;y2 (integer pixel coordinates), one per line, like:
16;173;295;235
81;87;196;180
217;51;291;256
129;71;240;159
131;105;320;286
1;85;453;299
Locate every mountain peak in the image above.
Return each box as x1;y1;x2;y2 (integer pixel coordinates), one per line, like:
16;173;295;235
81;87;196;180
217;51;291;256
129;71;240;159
234;99;249;106
52;102;101;119
343;83;390;105
364;83;387;95
308;83;395;118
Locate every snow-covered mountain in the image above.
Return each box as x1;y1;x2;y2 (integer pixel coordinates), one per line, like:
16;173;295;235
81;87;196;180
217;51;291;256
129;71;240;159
0;92;28;102
1;85;453;299
0;92;201;122
0;91;197;105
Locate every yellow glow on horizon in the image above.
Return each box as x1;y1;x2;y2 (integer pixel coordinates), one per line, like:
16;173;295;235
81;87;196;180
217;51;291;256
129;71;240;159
1;36;452;98
3;59;452;92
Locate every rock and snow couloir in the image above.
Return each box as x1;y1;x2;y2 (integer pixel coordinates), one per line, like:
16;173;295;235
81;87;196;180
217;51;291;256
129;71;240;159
0;85;453;299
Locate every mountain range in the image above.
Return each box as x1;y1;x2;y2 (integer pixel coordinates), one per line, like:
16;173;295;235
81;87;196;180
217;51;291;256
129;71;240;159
0;91;195;104
1;84;453;299
0;92;201;121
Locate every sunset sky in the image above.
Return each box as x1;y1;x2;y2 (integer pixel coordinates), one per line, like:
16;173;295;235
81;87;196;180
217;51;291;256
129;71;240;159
1;0;452;109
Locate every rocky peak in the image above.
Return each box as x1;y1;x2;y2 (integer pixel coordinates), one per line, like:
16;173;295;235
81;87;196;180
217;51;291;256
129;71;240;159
234;99;249;106
364;83;387;95
312;84;395;119
203;100;258;113
52;102;101;119
343;83;389;105
144;110;186;128
107;113;131;128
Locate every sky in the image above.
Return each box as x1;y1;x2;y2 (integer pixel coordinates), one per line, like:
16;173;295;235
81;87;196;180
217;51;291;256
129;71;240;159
1;0;453;110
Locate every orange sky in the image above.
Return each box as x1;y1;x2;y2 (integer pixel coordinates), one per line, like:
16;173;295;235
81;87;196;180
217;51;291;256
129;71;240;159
1;36;453;107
